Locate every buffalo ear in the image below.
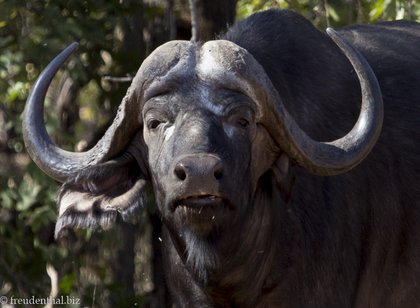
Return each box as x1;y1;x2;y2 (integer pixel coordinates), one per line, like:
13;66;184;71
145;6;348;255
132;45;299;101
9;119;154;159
55;156;147;238
272;153;295;201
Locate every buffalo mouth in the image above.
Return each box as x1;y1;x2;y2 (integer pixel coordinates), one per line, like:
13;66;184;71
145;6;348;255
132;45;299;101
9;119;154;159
172;194;233;219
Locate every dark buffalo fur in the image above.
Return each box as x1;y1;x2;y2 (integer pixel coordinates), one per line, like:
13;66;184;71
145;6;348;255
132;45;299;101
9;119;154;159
55;9;420;307
218;9;420;307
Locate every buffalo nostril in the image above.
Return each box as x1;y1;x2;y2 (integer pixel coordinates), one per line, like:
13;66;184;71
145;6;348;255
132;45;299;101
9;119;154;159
174;163;187;181
174;155;224;182
214;162;224;180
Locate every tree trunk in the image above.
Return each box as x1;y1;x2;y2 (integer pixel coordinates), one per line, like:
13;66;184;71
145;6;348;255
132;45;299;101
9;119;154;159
195;0;238;41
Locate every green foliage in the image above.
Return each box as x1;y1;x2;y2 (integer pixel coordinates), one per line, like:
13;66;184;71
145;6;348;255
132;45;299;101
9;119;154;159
368;0;419;21
237;0;420;27
0;0;150;305
0;166;62;299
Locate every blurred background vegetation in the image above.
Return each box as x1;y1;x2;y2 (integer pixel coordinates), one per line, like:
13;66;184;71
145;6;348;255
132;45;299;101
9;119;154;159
0;0;418;307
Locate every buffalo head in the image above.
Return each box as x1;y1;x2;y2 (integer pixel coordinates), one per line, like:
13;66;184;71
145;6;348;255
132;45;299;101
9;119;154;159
23;30;382;258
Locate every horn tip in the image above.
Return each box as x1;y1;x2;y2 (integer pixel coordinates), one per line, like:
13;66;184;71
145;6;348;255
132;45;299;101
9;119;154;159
68;42;79;52
326;27;336;35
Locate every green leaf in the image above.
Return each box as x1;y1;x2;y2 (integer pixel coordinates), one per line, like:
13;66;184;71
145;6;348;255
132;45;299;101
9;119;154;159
0;189;18;209
326;3;340;22
60;273;76;294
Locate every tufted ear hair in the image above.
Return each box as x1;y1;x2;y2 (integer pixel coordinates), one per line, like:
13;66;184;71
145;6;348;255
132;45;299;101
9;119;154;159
55;154;147;238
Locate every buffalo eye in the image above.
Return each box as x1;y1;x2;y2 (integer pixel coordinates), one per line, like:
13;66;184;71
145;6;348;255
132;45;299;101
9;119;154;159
147;119;163;130
237;118;249;128
226;108;254;130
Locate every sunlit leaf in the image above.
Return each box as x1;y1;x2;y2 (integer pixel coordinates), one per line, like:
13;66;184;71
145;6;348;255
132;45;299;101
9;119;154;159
326;3;340;22
60;273;76;294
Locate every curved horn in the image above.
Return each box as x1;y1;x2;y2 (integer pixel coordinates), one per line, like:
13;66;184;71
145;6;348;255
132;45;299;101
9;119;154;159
23;43;135;183
276;28;384;176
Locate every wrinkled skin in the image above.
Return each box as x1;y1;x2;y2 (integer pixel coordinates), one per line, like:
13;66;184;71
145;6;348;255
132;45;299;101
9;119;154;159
143;86;256;224
143;87;260;233
140;44;282;296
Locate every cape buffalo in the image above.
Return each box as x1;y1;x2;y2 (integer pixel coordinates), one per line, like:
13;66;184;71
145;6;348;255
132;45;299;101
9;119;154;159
23;9;420;307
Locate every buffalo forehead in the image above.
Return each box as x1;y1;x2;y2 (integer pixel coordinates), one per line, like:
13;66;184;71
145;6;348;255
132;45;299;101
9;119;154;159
139;40;270;119
140;40;255;80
